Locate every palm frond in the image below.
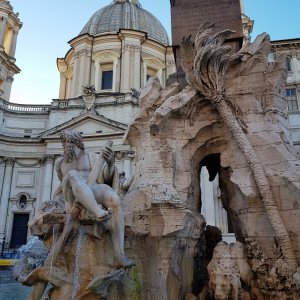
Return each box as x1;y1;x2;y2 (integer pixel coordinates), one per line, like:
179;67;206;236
180;22;246;128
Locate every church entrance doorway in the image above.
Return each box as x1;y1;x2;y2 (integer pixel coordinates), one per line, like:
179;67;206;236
10;213;29;248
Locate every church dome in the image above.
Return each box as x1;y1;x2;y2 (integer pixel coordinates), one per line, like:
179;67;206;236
80;0;169;45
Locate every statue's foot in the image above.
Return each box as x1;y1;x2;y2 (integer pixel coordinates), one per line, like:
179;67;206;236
95;208;112;223
80;208;112;225
113;255;135;269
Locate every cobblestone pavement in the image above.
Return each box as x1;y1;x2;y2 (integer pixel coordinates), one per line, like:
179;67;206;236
0;269;32;300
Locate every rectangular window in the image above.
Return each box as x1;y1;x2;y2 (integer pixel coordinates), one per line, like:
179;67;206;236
286;88;298;111
24;129;32;138
101;70;113;90
101;63;113;90
286;57;292;72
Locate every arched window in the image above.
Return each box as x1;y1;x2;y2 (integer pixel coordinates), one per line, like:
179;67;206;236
93;51;119;92
18;194;27;209
142;57;165;87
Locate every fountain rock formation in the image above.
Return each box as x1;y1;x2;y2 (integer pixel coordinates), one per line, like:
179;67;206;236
121;24;300;298
15;23;300;299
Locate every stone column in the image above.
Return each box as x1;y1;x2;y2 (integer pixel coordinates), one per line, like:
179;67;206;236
123;157;131;177
9;29;18;58
133;45;141;89
78;49;88;93
59;72;67;99
291;52;299;82
94;62;100;91
40;155;54;204
122;43;131;92
0;16;7;49
70;52;79;97
3;75;13;101
0;157;14;240
143;61;147;86
66;73;72;99
112;60;118;92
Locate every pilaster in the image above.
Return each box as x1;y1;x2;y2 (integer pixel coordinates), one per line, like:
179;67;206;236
291;51;300;82
70;52;79;97
40;155;54;204
0;157;15;240
9;28;18;58
95;61;100;91
133;44;141;89
0;16;7;48
2;74;13;101
59;72;67;99
122;43;131;92
78;48;89;94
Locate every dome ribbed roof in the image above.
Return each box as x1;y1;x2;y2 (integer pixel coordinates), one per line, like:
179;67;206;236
80;1;169;45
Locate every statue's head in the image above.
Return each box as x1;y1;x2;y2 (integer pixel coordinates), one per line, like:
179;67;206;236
60;130;85;162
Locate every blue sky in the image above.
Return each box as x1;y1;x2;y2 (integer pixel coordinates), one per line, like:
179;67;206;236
9;0;300;105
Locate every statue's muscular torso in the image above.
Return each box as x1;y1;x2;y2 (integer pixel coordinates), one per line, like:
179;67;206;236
56;151;97;181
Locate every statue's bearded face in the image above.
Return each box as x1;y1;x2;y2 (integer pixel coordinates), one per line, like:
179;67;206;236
63;142;76;163
60;130;85;163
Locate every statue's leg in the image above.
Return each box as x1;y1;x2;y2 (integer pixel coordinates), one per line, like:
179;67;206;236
61;172;75;213
65;170;109;219
92;184;134;268
28;282;47;300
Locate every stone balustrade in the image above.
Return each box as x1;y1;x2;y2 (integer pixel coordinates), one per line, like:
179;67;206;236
0;93;135;115
0;98;51;113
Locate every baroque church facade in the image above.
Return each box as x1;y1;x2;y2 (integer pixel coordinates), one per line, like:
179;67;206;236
0;0;299;250
0;0;176;249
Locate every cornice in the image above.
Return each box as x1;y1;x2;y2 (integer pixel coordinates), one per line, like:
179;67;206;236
118;29;147;42
0;51;21;73
271;39;300;51
41;132;125;142
68;33;94;48
0;134;44;144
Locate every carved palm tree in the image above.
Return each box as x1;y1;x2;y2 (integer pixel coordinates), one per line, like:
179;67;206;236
181;22;298;272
